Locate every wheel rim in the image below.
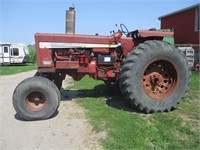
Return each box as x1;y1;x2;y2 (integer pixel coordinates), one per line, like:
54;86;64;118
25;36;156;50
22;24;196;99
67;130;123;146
142;59;178;100
25;91;48;112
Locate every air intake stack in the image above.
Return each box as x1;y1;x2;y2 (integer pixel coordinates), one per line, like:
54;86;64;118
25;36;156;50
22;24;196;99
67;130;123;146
65;6;75;34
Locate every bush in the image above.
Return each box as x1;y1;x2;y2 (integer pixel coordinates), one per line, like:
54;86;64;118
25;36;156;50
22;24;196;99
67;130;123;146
28;45;36;63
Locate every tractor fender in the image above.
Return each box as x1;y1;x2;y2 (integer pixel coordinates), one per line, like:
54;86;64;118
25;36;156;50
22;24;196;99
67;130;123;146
132;30;173;39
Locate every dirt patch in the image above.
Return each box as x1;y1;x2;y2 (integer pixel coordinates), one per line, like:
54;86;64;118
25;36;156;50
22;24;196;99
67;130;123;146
0;70;103;150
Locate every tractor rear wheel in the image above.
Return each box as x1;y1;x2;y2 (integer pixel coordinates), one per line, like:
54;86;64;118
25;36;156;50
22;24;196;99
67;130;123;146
12;76;61;120
119;40;191;113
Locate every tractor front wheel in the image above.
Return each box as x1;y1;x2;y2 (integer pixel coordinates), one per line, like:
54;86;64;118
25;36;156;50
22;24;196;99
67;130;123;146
119;40;190;113
12;76;61;120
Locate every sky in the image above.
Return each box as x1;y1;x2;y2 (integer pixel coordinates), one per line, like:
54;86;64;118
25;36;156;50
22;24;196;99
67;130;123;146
0;0;199;44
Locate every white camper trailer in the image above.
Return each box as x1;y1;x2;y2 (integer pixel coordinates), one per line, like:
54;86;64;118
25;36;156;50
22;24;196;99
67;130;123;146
0;43;29;65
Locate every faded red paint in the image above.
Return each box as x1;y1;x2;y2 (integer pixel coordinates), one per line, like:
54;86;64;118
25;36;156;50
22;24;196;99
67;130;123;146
160;8;199;44
35;29;172;81
137;30;173;37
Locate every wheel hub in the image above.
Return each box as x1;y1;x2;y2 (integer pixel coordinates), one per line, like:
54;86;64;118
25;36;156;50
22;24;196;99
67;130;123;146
142;60;178;100
150;73;160;84
25;91;48;112
33;97;40;106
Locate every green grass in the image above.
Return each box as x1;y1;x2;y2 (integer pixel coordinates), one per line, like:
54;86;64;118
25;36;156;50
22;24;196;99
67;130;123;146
0;63;37;75
69;72;200;150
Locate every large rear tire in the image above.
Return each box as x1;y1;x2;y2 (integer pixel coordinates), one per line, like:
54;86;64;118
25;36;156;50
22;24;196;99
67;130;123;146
119;40;191;113
13;76;61;120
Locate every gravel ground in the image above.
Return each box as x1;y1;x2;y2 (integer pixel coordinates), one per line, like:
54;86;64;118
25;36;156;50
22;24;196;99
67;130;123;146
0;70;102;150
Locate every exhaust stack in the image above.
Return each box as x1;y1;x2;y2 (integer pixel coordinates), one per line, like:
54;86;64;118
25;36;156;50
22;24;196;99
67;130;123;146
65;7;75;34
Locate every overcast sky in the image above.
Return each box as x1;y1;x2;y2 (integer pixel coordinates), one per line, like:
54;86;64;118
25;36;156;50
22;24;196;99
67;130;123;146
0;0;199;44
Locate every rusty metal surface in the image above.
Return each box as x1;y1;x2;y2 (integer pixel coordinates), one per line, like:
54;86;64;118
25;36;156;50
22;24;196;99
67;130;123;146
56;61;79;69
136;30;174;37
34;28;174;82
66;7;75;34
25;91;48;112
142;59;178;100
35;33;116;44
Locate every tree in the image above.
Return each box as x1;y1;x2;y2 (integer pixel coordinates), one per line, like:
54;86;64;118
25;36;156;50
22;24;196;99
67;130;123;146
28;45;36;63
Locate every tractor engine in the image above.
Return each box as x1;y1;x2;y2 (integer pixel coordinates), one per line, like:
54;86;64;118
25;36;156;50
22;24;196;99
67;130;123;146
34;30;132;83
52;46;120;82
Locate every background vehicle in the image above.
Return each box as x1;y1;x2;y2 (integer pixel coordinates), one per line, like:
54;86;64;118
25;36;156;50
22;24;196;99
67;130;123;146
0;43;29;65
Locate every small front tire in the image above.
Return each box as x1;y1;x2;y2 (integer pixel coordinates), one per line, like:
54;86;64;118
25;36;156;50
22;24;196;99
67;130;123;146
13;76;61;120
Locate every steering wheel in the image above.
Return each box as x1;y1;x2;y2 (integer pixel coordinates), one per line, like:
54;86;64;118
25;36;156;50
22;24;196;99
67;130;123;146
120;24;130;37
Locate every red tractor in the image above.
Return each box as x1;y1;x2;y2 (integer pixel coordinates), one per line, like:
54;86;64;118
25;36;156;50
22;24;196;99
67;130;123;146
13;24;190;120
